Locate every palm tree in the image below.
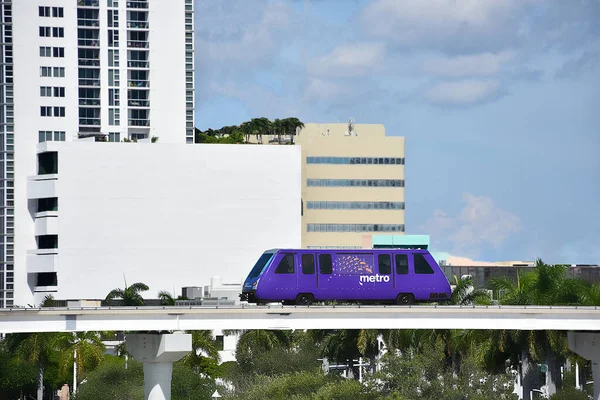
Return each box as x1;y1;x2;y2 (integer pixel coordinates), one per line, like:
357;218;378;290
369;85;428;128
40;294;55;307
182;330;221;377
488;259;589;398
5;332;60;400
55;331;106;394
272;118;283;144
281;117;304;144
233;329;294;367
158;290;176;306
308;329;380;379
449;275;493;305
105;280;149;306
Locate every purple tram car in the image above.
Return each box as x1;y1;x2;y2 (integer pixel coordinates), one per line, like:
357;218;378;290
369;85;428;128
240;248;452;305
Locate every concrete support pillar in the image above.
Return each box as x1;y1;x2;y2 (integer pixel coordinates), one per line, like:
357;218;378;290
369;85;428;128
126;333;192;400
568;332;600;400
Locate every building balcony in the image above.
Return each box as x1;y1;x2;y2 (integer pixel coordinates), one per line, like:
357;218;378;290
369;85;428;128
128;60;149;68
127;21;149;29
27;253;58;273
78;38;100;47
79;78;101;87
128;80;149;88
78;0;100;7
79;98;101;106
79;58;100;67
127;40;149;49
28;175;58;200
127;1;149;9
77;18;100;27
128;99;149;107
35;215;58;236
79;118;101;126
128;118;150;127
27;247;58;256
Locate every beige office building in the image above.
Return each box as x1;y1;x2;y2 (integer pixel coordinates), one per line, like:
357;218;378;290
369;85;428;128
295;122;405;248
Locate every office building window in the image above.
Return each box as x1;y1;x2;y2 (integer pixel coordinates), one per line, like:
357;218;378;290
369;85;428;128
40;86;52;97
52;27;64;37
53;87;65;97
108;132;120;142
53;47;64;58
53;67;65;77
53;107;65;117
38;131;66;142
40;106;52;117
307;156;405;165
39;6;51;17
52;7;64;18
307;179;405;188
307;201;405;210
40;66;52;77
306;224;405;233
40;46;51;57
39;26;51;37
109;108;120;125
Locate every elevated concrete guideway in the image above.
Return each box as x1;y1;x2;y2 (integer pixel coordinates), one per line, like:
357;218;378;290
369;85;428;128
2;305;600;334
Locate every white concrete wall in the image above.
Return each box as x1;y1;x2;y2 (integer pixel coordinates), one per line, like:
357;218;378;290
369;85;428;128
22;142;301;304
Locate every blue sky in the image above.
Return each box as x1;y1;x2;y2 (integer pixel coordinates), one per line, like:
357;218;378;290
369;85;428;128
193;0;600;263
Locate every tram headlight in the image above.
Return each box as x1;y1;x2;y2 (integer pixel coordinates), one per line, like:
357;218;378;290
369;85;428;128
252;279;259;289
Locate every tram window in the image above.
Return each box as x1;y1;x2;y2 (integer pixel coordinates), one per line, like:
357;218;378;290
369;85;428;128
302;254;315;274
378;254;391;275
396;254;408;275
414;254;435;274
275;253;295;274
319;254;332;274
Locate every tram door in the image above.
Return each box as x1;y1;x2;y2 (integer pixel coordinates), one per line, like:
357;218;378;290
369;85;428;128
297;253;317;293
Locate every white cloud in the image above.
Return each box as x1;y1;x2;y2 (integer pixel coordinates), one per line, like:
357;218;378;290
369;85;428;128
419;193;522;258
307;42;386;78
422;51;515;78
361;0;531;50
195;1;292;66
424;79;501;106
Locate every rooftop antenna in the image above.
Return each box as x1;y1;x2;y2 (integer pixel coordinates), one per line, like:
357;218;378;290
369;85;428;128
345;117;358;136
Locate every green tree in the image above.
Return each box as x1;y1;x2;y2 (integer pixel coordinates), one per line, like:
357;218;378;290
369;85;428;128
4;332;61;400
55;331;106;393
105;281;149;306
0;341;38;400
157;290;176;305
181;330;222;378
308;329;380;379
281;117;305;144
488;259;589;398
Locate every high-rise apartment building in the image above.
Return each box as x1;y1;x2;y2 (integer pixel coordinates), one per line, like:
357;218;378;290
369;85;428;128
297;123;405;248
0;0;194;308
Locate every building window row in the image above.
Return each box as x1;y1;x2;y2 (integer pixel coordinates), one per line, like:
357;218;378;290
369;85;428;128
39;6;63;18
40;66;65;77
40;46;65;57
40;86;65;97
307;224;405;233
39;26;64;38
39;131;66;142
307;156;405;165
41;106;65;117
307;179;405;188
307;201;405;210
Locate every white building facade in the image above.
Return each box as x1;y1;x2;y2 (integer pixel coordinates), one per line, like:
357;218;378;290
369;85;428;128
0;0;194;308
20;141;301;306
